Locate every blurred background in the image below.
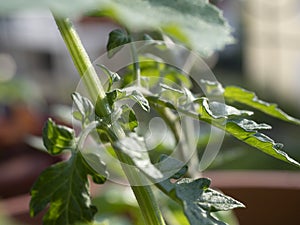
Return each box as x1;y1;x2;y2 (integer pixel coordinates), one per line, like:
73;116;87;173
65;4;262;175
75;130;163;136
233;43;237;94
0;1;300;225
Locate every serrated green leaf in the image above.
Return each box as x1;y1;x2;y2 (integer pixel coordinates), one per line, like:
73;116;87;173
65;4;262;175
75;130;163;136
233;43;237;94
225;122;299;165
43;118;75;155
176;178;243;225
106;29;130;58
156;156;244;225
72;92;95;126
224;86;300;125
30;151;106;225
148;95;300;167
97;64;121;91
198;189;245;212
113;133;163;179
200;81;300;126
228;118;272;131
197;98;300;167
0;1;233;55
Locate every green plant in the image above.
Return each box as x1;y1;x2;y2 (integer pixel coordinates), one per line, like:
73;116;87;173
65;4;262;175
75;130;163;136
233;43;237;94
2;1;300;225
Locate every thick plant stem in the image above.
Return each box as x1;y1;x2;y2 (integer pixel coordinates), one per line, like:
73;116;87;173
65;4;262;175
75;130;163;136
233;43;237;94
53;14;165;225
113;146;166;225
53;15;110;117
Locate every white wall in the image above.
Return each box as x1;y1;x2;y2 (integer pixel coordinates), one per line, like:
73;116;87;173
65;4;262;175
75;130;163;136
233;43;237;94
244;0;300;107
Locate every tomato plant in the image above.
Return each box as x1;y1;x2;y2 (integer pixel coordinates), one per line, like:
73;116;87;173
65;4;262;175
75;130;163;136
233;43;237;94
1;1;299;225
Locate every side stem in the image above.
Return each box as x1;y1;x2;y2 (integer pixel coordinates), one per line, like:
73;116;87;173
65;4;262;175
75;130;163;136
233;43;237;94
129;36;141;86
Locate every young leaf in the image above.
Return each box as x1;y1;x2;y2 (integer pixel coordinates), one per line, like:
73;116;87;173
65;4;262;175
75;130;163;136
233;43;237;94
129;90;150;112
224;86;300;125
156;157;244;225
72;92;95;126
107;89;150;112
97;64;121;91
106;29;130;58
106;89;127;106
118;105;138;132
30;152;106;225
43;118;75;155
113;133;163;179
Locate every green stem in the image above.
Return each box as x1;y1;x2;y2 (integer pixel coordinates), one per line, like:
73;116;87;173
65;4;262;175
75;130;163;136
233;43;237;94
53;14;165;225
53;15;110;117
107;124;166;225
112;137;166;225
129;36;141;86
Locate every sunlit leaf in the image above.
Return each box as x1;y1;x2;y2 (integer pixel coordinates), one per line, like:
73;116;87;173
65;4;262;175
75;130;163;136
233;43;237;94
97;64;121;91
129;90;150;112
107;89;150;112
106;89;126;106
33;116;107;224
30;151;106;225
207;101;253;119
156;156;244;225
224;86;300;125
72;92;95;126
118;105;138;132
197;98;300;167
42;118;75;155
148;95;300;167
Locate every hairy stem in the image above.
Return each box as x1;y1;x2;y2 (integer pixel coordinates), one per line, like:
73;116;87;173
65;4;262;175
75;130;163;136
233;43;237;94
53;14;165;225
53;17;104;100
